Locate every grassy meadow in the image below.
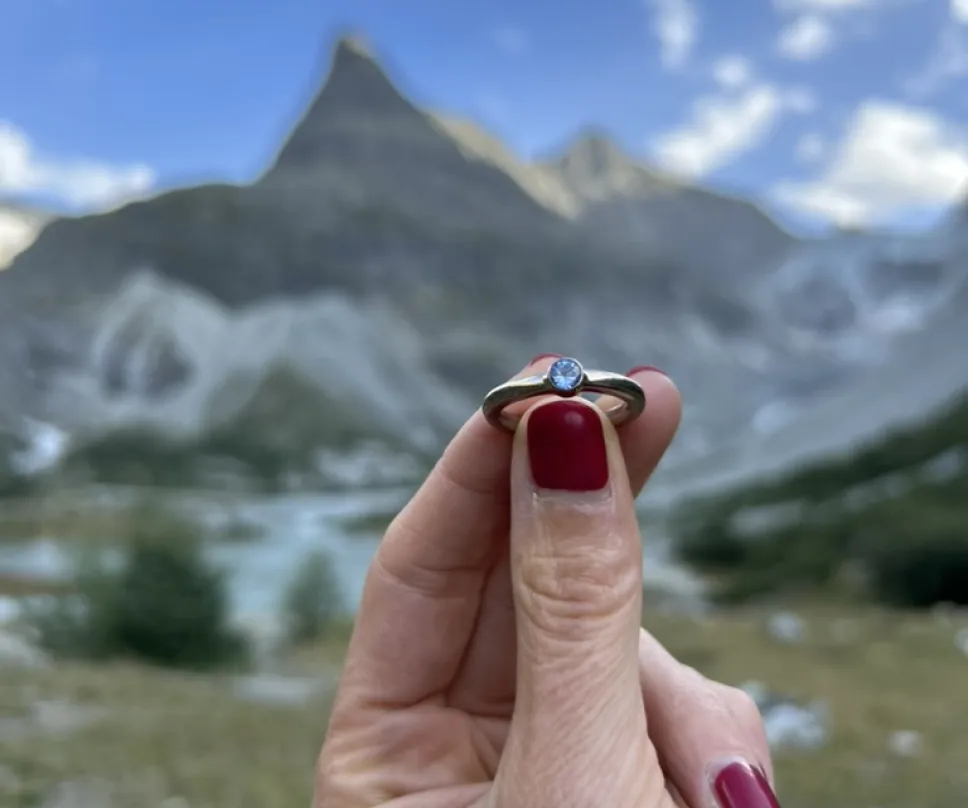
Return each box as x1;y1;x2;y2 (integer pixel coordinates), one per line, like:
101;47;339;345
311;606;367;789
2;607;968;807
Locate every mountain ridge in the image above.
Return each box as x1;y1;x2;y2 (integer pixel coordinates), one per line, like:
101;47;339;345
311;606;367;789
0;33;965;497
2;33;802;303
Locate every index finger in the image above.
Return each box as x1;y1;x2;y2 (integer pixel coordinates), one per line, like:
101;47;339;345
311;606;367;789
335;356;559;708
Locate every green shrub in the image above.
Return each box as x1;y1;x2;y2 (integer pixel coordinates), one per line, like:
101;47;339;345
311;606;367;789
690;519;857;605
675;515;748;571
668;391;968;608
860;507;968;608
675;392;968;518
868;537;968;608
0;428;37;500
25;551;108;658
28;504;247;670
281;550;344;645
674;482;968;609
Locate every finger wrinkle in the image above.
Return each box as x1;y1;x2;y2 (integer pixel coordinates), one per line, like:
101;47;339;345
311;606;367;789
385;488;504;579
432;447;506;518
372;546;488;601
381;440;508;580
435;415;512;499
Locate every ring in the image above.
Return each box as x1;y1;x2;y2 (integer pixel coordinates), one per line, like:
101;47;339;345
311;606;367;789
482;357;646;431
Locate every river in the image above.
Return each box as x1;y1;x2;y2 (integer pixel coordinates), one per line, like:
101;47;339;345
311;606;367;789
0;484;705;627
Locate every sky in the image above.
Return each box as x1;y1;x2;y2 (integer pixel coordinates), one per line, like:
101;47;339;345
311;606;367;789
1;0;968;235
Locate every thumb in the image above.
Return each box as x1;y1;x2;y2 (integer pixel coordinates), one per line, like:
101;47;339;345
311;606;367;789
498;398;667;806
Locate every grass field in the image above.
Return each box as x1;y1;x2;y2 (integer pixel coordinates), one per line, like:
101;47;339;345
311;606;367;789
2;606;966;808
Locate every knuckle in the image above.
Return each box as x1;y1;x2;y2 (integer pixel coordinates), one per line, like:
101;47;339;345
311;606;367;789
718;684;766;727
313;735;380;808
516;543;641;630
520;579;624;641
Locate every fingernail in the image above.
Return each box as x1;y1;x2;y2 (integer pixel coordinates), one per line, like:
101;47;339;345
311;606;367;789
711;762;780;808
527;400;608;491
529;353;562;365
626;364;668;377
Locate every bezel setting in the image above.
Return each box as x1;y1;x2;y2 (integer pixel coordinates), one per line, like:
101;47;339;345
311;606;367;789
546;357;585;396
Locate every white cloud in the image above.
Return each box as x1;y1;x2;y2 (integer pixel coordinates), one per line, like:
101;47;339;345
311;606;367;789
952;0;968;22
773;102;968;226
0;209;43;269
0;122;154;210
712;55;753;89
648;0;699;70
796;132;827;161
777;15;835;59
493;26;529;54
651;83;815;177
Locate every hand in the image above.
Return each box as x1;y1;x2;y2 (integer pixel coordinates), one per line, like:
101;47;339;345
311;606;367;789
315;357;779;808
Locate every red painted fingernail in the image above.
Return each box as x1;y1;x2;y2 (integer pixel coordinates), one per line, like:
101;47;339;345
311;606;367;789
529;353;562;365
626;365;668;377
527;401;608;491
712;762;780;808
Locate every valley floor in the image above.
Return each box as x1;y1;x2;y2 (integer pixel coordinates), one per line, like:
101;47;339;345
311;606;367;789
2;606;967;808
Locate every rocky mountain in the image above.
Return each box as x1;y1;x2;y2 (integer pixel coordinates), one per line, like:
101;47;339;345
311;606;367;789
257;36;573;241
0;33;965;494
539;131;796;288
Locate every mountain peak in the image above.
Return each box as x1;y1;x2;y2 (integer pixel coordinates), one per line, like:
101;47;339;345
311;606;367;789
544;128;675;203
316;30;401;108
565;128;626;157
333;32;374;61
261;33;415;178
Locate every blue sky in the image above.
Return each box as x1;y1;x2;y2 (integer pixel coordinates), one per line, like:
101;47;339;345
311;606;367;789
1;0;967;234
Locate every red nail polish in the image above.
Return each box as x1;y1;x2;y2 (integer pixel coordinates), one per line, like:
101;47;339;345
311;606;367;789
527;401;608;491
712;762;780;808
529;353;562;365
626;365;668;377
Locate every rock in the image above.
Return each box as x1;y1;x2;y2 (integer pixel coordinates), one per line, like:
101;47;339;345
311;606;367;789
888;729;923;758
762;701;829;751
954;627;968;655
739;680;830;751
766;611;807;644
0;596;21;626
739;680;771;706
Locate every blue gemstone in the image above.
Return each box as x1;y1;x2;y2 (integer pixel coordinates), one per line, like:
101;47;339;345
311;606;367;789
548;358;583;393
